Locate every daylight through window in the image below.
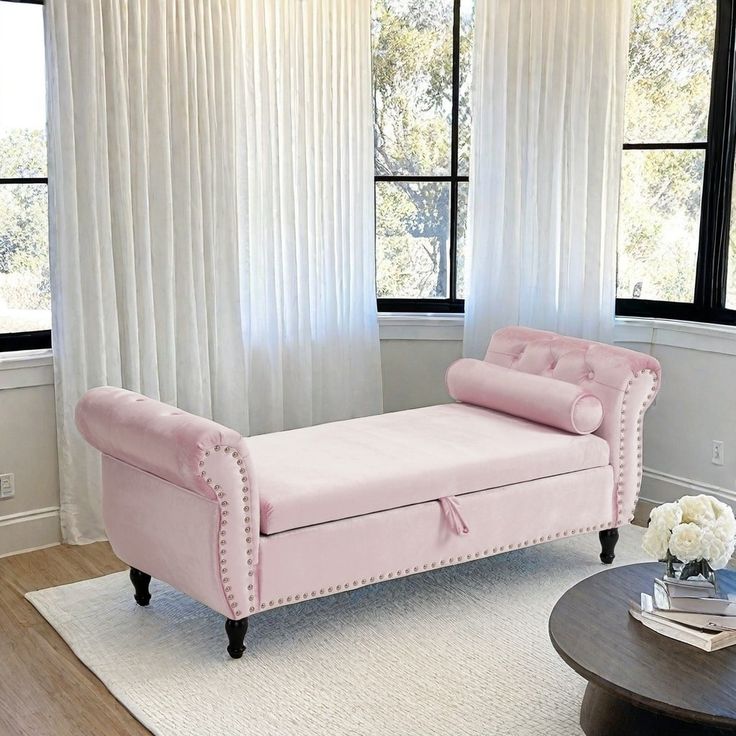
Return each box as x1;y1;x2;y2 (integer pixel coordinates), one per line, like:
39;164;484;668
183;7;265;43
0;0;50;350
372;0;473;313
373;0;736;326
615;0;736;324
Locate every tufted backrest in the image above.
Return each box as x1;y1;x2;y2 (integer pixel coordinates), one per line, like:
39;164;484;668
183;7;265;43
485;326;661;526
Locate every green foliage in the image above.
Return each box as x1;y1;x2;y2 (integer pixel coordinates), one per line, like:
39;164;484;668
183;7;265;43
373;0;452;175
625;0;715;144
0;127;46;179
372;0;472;298
373;0;724;305
0;127;50;316
0;0;725;318
376;180;449;297
617;0;717;302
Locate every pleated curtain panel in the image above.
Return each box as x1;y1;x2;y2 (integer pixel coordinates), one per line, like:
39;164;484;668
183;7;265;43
463;0;632;357
46;0;382;544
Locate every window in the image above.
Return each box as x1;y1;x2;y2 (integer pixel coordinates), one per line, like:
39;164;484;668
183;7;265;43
0;0;50;351
617;0;736;325
373;0;736;325
372;0;473;313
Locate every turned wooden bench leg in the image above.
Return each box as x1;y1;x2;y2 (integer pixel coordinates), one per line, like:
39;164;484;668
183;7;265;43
599;528;619;565
225;617;249;659
130;567;152;606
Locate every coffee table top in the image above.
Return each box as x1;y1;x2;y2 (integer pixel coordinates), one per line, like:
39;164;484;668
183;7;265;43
549;562;736;729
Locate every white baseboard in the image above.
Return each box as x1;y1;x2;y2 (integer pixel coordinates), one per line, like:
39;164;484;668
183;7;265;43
0;506;61;558
641;467;736;506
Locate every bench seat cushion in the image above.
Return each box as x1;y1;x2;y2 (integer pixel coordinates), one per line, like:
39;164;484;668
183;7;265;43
249;403;610;535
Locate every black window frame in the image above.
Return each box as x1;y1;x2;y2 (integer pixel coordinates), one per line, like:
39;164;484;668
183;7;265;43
0;0;50;352
375;0;467;314
377;0;736;325
615;0;736;325
7;2;734;333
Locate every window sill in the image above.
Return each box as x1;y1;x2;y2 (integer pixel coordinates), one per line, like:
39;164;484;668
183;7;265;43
378;313;464;341
614;317;736;356
0;348;54;390
378;312;736;354
1;316;733;383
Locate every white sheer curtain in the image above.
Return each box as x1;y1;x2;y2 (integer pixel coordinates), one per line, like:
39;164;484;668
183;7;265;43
46;0;382;544
463;0;631;357
239;1;381;432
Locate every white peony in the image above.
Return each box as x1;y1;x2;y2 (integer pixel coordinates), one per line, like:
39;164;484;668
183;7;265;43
642;522;671;561
701;527;734;570
710;497;732;520
668;522;705;563
641;496;736;567
678;495;716;526
713;506;736;541
649;502;682;531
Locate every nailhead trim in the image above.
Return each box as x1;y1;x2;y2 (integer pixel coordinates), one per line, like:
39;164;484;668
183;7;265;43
615;369;658;525
224;362;659;617
200;442;257;617
258;520;616;612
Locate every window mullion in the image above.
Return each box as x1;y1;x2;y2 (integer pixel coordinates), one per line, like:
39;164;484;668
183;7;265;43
448;0;462;304
694;0;736;310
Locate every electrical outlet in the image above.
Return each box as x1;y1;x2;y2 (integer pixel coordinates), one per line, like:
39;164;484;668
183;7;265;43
712;441;725;466
0;473;14;499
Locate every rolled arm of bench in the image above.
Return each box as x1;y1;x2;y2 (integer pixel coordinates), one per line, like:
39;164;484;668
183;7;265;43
76;387;259;618
485;327;661;527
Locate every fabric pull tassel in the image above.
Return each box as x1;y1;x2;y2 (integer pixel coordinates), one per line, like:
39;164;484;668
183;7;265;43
439;496;470;535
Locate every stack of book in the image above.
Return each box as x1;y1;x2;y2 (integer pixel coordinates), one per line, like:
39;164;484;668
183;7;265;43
629;576;736;651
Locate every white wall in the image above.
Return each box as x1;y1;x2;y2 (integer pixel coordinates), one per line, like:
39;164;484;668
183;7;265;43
643;345;736;491
380;339;461;412
378;315;464;413
3;318;736;556
616;324;736;510
0;354;60;557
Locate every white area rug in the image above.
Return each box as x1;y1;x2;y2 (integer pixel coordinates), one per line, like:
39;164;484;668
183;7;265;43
27;526;647;736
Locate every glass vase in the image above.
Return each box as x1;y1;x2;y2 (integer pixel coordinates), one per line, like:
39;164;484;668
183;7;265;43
664;554;717;588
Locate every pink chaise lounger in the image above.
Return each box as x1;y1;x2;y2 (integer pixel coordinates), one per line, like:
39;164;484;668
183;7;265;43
75;326;661;658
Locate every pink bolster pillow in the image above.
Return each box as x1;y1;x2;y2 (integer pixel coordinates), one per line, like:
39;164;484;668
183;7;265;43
446;358;604;434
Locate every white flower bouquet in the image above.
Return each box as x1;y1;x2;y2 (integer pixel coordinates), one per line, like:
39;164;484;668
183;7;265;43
642;494;736;580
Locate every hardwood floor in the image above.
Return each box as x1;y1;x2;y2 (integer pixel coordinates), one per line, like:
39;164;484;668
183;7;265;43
0;542;150;736
0;513;653;736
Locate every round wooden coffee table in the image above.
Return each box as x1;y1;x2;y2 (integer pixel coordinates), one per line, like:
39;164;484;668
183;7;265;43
549;562;736;735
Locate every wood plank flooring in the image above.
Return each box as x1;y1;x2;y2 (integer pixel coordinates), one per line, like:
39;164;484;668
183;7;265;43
0;512;653;736
0;542;150;736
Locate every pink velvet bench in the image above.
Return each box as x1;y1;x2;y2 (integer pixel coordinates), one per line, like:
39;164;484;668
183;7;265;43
75;326;661;658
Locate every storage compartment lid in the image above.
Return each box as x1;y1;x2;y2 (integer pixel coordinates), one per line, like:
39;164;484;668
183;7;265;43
249;403;610;535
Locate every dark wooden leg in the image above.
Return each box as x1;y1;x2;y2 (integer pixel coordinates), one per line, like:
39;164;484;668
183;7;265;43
599;528;619;565
225;617;248;659
130;567;152;606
